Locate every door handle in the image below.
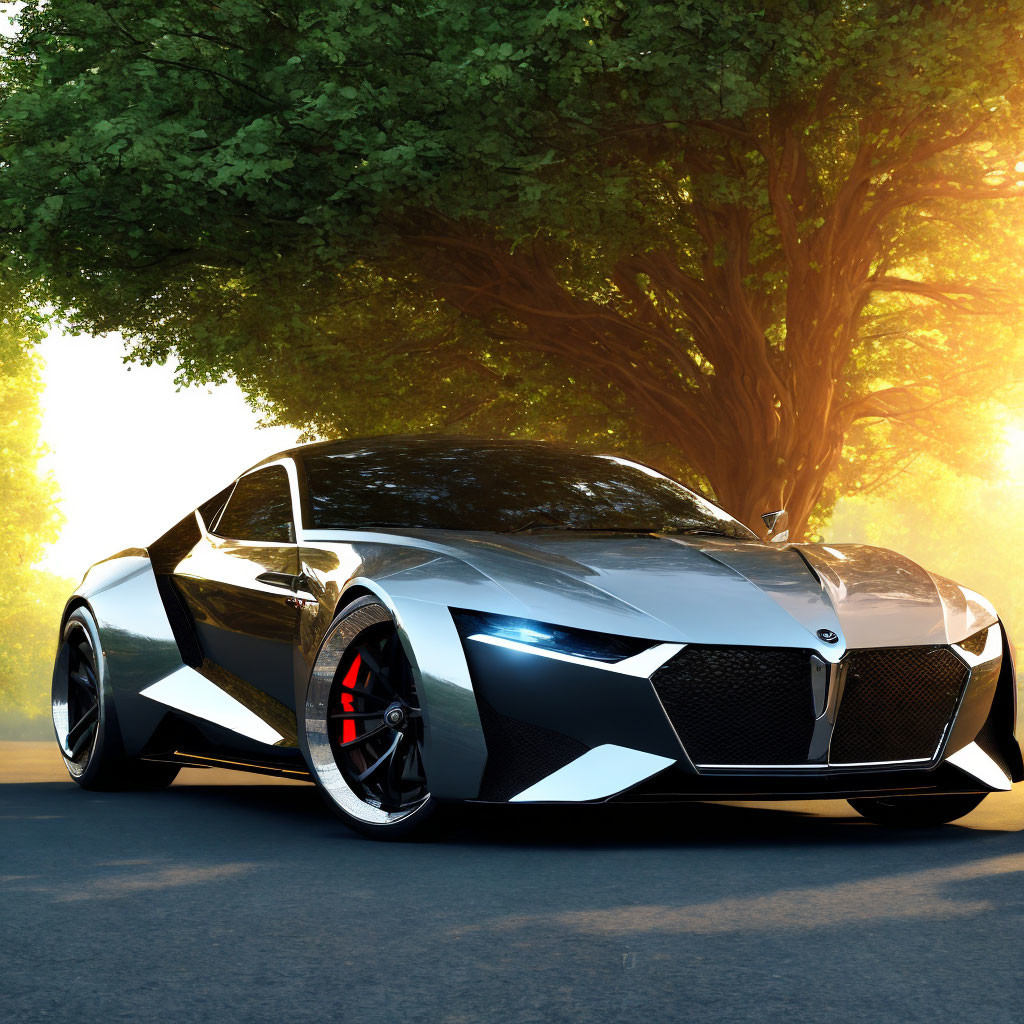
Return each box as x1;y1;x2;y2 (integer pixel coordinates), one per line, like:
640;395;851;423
256;571;297;590
257;571;316;594
257;572;318;608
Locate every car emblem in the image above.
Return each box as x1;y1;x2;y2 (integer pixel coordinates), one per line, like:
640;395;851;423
816;628;840;644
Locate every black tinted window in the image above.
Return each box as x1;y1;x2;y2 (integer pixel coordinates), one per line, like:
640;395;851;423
300;439;755;538
215;467;295;543
197;483;235;530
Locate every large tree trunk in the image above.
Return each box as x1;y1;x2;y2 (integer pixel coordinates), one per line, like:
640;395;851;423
409;229;859;540
402;101;1009;538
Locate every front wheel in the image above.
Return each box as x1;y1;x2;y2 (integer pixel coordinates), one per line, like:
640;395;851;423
302;596;439;840
848;793;987;827
52;606;179;790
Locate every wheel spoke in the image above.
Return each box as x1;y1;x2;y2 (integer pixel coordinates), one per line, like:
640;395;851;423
337;722;392;749
67;703;98;750
328;709;385;721
74;646;96;678
355;644;384;679
339;685;390;707
384;739;406;805
69;670;95;690
381;632;401;672
399;742;424;786
68;720;98;760
356;732;401;783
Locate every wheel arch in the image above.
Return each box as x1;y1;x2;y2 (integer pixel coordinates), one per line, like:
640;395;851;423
58;594;92;637
312;575;487;801
334;579;394;620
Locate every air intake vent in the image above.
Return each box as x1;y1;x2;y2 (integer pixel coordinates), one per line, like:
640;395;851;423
474;697;588;801
829;646;968;764
154;574;203;669
650;645;816;765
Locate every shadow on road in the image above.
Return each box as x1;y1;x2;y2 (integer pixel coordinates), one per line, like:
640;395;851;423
4;773;1019;851
4;764;1024;1024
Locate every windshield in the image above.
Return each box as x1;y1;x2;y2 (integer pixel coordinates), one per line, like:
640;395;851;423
299;438;756;539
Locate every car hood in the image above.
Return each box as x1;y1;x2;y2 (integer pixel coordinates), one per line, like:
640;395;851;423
415;532;997;655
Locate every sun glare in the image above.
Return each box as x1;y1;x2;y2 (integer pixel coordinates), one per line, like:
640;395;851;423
35;327;303;578
1004;421;1024;474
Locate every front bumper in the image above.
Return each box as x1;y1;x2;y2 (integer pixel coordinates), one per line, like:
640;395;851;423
458;624;1023;804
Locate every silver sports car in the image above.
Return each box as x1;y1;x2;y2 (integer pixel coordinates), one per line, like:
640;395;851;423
51;436;1020;838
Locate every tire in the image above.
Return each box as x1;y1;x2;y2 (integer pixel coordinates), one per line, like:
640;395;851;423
848;793;987;827
301;596;440;840
52;606;180;791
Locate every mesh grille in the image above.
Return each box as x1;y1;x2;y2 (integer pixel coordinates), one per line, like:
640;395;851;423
475;697;589;801
650;645;816;765
830;646;969;764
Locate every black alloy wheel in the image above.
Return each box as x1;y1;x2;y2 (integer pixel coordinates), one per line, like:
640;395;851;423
304;596;438;839
327;619;427;813
58;619;101;774
53;606;180;790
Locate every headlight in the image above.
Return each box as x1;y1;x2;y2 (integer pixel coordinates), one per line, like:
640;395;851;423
954;622;1003;663
956;625;993;657
451;609;656;663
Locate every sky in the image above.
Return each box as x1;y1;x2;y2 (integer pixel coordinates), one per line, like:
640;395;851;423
36;327;302;578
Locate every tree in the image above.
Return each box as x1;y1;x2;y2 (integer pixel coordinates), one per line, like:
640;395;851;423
3;1;1024;537
0;272;69;717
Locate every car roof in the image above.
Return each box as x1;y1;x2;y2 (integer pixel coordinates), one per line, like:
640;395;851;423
250;434;594;472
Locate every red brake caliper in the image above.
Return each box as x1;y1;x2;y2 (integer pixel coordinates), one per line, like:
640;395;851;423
338;653;362;744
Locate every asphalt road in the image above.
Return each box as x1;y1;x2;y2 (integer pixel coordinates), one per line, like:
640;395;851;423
3;741;1024;1024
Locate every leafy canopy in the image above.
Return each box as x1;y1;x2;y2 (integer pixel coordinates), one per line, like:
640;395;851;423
3;1;1024;534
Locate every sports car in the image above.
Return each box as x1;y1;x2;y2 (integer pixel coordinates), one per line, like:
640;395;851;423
51;436;1021;838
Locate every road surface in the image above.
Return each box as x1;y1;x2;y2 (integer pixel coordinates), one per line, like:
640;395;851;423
3;741;1023;1023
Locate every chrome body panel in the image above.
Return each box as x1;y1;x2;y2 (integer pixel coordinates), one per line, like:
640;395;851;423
508;746;677;803
139;668;285;746
70;552;188;753
946;742;1012;791
797;544;997;647
68;547;302;758
55;442;1020;805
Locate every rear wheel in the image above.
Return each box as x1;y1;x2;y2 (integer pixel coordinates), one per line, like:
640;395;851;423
52;606;179;790
848;793;987;827
302;596;438;839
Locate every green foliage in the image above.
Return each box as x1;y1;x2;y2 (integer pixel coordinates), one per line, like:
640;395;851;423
0;275;70;716
2;1;1024;532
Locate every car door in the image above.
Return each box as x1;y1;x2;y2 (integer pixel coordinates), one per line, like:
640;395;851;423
173;462;302;709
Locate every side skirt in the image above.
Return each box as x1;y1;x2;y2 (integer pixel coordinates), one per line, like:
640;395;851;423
141;750;313;781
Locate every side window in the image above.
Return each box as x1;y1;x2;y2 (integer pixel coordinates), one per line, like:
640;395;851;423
214;467;295;543
197;483;235;532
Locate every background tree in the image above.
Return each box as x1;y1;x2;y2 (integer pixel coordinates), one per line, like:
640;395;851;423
0;271;70;719
3;1;1024;537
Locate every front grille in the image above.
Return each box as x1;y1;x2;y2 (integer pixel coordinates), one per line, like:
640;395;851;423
651;645;816;765
829;646;969;764
474;697;589;801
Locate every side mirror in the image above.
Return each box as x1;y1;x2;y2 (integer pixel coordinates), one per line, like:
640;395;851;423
761;509;790;544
